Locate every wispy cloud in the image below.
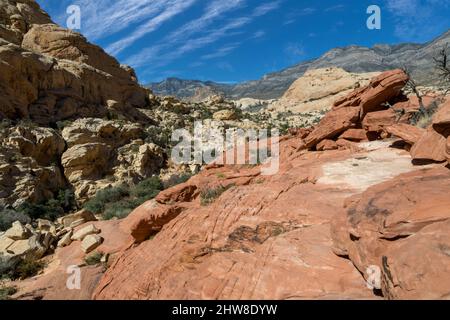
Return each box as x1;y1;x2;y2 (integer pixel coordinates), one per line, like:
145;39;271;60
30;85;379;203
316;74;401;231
385;0;450;41
106;0;198;56
68;0;178;41
253;0;282;16
126;1;280;69
283;7;316;25
325;4;345;12
252;30;266;39
284;42;305;60
202;43;241;59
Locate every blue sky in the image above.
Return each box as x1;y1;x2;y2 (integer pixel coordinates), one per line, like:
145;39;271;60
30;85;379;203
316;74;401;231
36;0;450;84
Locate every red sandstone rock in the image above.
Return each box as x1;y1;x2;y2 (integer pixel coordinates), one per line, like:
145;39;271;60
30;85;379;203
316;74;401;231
446;137;450;164
316;139;338;151
334;69;408;117
362;109;397;132
304;107;360;148
93;141;380;300
120;201;188;243
155;183;197;204
410;128;447;163
432;99;450;137
288;127;313;138
339;129;368;142
385;124;425;145
331;167;450;299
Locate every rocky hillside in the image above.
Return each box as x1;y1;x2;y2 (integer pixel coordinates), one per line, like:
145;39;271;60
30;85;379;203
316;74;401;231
2;68;449;300
149;29;450;100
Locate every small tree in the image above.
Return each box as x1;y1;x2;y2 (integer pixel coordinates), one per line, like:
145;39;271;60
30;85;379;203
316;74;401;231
402;66;426;115
433;44;450;92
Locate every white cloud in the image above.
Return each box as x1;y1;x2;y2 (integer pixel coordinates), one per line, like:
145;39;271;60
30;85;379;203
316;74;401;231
71;0;175;40
126;1;281;69
385;0;449;41
284;42;305;58
201;43;241;59
253;1;281;17
106;0;198;56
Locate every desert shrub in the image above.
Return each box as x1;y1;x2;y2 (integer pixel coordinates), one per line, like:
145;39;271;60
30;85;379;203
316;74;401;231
85;178;163;220
55;120;72;131
0;208;31;231
410;100;440;128
83;185;130;214
200;184;234;206
16;189;76;221
84;252;103;266
163;173;192;189
130;177;163;200
0;285;17;300
1;258;46;281
102;198;141;220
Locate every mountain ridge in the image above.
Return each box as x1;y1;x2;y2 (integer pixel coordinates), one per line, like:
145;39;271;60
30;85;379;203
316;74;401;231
148;29;450;100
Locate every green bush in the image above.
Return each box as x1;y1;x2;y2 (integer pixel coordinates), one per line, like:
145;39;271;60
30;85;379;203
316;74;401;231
84;178;163;220
200;184;234;206
130;177;163;200
103;198;141;220
84;252;103;266
1;258;45;281
83;185;130;214
0;209;31;232
163;173;192;189
17;189;76;221
0;285;17;300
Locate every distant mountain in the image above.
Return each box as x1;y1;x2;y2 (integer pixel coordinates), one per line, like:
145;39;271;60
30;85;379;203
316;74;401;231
148;29;450;100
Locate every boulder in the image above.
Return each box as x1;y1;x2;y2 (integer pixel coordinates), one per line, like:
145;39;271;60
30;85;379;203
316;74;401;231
6;234;47;260
270;67;379;113
303;107;360;148
0;235;15;252
316;139;338;151
70;219;86;228
446;137;450;164
385;124;426;145
4;221;31;240
339;129;368;142
120;201;186;243
331;167;450;299
410;128;447;163
81;234;103;253
155;183;197;204
432;99;450;137
333;69;408;118
213;110;237;121
57;230;73;248
61;143;112;183
362;109;397;132
61;118;144;148
71;224;100;241
37;219;56;234
59;209;97;228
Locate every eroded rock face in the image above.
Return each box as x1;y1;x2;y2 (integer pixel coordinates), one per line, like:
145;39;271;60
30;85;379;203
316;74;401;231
0;1;149;124
60;118;165;199
333;69;408;118
268;67;380;113
0;124;67;207
331;167;450;299
432;99;450;137
410;128;447;163
0;0;52;44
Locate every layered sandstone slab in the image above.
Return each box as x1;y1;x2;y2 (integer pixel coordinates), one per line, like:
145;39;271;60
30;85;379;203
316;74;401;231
331;167;450;299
